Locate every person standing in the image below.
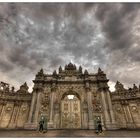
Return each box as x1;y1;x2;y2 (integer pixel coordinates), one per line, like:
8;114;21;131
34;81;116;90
39;119;44;132
97;122;103;133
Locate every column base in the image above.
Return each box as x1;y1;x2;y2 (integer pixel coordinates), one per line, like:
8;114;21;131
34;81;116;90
8;123;16;129
47;121;54;129
104;121;119;130
88;120;95;129
126;123;136;129
24;123;38;130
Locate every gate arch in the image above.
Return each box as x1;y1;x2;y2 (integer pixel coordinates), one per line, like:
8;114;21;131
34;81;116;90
60;91;82;129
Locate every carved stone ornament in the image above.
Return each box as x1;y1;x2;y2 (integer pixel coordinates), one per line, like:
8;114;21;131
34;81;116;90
92;99;102;112
131;106;138;112
116;107;122;113
22;107;27;112
6;107;12;111
41;93;50;113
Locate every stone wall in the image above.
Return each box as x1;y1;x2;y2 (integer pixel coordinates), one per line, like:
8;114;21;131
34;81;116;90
0;63;140;130
0;82;32;129
111;81;140;129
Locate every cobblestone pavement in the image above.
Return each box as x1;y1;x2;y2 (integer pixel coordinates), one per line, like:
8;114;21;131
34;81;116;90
0;129;140;137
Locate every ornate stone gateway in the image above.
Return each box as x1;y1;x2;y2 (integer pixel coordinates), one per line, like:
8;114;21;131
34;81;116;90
61;94;81;129
24;62;128;130
1;62;140;130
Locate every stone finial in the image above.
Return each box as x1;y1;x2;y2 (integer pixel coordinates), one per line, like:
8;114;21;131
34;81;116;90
115;81;124;91
19;82;29;93
35;68;44;80
74;64;76;70
11;86;15;92
65;64;68;70
0;81;9;92
133;84;138;93
59;66;62;73
84;69;89;75
39;68;44;75
133;84;138;90
98;67;104;74
53;70;57;75
79;66;82;73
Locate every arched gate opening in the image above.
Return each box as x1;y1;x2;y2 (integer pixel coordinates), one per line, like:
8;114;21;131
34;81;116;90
61;92;81;129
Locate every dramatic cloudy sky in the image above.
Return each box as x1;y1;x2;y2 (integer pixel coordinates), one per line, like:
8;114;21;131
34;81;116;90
0;3;140;92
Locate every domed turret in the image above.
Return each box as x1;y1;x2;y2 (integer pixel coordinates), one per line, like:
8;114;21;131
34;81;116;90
59;66;62;73
79;66;82;73
84;69;89;75
65;62;76;70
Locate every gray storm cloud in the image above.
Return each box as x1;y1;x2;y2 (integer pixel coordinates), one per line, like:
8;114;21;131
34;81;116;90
0;3;140;91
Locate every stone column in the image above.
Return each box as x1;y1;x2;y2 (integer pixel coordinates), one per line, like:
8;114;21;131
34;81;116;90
48;91;55;128
82;91;88;129
82;104;88;129
0;105;5;121
0;105;3;115
24;90;39;129
27;91;37;123
100;90;111;129
14;103;21;127
106;92;115;122
33;91;41;123
8;102;20;128
122;105;129;124
87;90;94;129
106;91;118;129
0;102;6;126
126;105;135;128
54;103;60;129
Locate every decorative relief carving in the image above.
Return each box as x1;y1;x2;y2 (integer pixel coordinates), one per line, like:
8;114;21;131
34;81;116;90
116;107;122;113
0;100;7;105
92;94;102;112
74;103;78;111
40;92;50;114
22;107;27;112
64;103;68;111
131;106;138;112
6;107;12;111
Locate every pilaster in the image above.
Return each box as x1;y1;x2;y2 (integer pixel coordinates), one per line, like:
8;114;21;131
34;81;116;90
86;85;94;129
106;91;118;129
100;90;112;129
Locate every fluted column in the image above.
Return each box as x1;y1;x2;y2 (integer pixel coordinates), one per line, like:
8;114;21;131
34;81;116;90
100;91;111;129
48;81;56;128
122;105;128;122
0;104;3;115
128;106;134;121
82;102;88;129
0;105;5;121
8;102;20;128
106;92;115;122
48;91;55;128
87;90;94;129
33;91;41;123
0;102;6;126
126;105;135;128
122;101;135;128
14;103;21;127
24;89;40;129
27;91;37;123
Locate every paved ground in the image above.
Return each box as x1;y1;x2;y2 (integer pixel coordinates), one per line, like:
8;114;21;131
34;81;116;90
0;129;140;137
